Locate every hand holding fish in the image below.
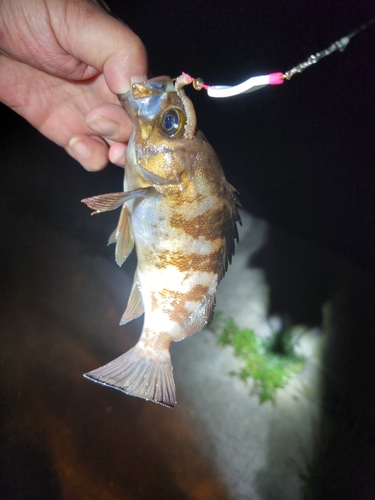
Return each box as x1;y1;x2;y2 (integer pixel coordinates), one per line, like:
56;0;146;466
0;0;147;171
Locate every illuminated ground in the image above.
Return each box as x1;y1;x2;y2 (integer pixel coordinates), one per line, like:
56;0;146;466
174;210;323;499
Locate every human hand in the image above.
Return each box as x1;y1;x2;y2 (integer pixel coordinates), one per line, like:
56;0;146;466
0;0;147;171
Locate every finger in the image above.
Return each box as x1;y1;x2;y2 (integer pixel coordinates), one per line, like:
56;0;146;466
85;103;133;142
67;135;109;171
108;142;127;167
61;3;148;94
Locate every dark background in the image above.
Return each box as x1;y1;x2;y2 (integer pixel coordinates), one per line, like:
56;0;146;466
1;0;374;271
115;0;375;271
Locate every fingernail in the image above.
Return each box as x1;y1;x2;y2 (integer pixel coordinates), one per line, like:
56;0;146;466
131;75;148;85
86;116;120;138
115;75;148;95
111;148;125;164
69;138;91;159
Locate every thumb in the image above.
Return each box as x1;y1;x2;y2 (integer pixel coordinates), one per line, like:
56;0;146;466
61;1;147;94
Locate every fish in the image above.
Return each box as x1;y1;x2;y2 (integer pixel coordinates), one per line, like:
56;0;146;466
82;74;241;407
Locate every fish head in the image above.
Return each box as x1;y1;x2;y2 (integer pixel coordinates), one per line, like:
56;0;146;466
118;77;192;186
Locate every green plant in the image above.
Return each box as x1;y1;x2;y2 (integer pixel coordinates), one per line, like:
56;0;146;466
209;312;305;403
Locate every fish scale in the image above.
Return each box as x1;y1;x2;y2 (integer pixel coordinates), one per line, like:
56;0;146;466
82;76;241;407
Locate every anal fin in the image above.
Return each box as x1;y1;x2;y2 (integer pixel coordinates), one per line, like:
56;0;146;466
120;269;144;325
84;346;176;408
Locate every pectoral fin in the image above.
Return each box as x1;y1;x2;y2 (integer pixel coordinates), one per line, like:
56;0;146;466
120;269;144;325
81;187;153;215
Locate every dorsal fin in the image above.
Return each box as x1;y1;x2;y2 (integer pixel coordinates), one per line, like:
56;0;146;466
217;182;242;282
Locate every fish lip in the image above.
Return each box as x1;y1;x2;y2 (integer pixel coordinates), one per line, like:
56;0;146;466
117;77;175;119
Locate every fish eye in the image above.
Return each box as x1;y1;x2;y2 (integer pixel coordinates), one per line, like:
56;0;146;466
160;108;185;137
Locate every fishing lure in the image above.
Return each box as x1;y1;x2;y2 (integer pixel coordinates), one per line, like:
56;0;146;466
187;17;375;98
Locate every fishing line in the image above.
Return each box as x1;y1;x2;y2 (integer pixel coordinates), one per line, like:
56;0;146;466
184;17;375;98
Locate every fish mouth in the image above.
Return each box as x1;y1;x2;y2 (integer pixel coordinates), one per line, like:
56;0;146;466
118;77;175;120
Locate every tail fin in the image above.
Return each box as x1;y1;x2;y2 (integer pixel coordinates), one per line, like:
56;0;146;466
84;347;177;408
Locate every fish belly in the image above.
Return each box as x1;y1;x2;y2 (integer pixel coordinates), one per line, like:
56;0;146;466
131;194;218;340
